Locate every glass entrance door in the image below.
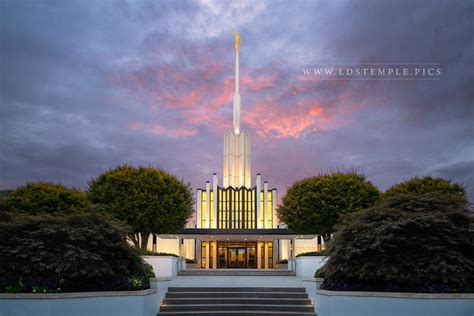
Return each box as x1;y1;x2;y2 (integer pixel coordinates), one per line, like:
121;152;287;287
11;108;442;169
228;248;237;268
237;248;246;268
228;247;247;268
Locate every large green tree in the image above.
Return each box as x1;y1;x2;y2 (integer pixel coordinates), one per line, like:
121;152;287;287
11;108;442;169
321;193;474;293
88;165;193;249
1;182;87;215
277;171;380;240
384;176;467;206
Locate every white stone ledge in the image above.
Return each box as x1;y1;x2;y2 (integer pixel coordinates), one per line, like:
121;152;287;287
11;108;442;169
317;289;474;299
0;288;156;300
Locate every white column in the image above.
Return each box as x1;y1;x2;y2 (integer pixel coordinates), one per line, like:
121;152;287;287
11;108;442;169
291;237;296;258
288;239;292;259
196;189;202;228
272;189;277;228
205;181;211;229
223;134;229;187
244;133;251;187
182;239;186;259
205;242;210;269
177;237;181;257
196;240;202;268
263;181;268;228
258;242;262;269
264;242;269;269
256;174;261;228
212;174;218;229
212;241;217;269
273;240;278;269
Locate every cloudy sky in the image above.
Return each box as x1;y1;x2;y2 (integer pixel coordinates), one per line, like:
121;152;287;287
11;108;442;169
1;0;473;201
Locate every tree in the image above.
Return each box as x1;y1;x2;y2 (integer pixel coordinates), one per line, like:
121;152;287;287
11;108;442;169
88;165;193;249
0;211;154;293
277;171;380;240
1;182;87;215
384;176;467;206
0;189;13;202
321;193;474;293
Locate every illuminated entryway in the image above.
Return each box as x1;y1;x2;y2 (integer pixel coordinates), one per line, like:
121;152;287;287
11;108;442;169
217;242;256;268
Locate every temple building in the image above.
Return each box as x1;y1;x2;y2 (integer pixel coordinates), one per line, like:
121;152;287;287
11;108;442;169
154;32;319;269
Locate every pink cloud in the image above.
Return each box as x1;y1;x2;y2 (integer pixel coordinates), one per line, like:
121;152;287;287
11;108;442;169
112;41;366;140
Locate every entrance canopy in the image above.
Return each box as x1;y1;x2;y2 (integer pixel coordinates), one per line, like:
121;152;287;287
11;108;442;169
159;228;317;241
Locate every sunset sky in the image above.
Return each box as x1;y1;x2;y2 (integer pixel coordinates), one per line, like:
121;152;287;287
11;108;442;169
1;0;473;201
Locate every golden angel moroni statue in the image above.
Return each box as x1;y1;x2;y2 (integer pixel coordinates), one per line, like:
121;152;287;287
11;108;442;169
233;31;241;51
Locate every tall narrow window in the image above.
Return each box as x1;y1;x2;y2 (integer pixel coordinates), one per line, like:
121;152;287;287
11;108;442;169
267;192;273;228
201;192;207;228
268;242;273;268
210;191;214;228
201;242;207;268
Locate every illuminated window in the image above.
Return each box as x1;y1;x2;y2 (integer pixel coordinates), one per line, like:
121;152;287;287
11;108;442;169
259;192;264;227
217;187;257;229
267;192;273;228
201;191;207;228
210;191;214;228
201;242;207;268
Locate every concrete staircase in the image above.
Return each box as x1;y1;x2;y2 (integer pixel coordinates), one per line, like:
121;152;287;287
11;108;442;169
178;269;296;276
157;287;316;315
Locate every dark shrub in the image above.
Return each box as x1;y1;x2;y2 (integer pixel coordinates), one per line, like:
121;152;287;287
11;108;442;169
314;265;326;278
322;193;474;293
1;182;88;215
277;259;288;264
384;176;467;207
0;212;154;293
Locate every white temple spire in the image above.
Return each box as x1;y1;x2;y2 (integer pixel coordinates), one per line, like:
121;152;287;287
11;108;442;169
233;31;241;134
223;30;250;188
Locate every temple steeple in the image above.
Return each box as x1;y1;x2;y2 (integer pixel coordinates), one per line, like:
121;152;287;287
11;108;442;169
233;31;241;134
223;30;251;188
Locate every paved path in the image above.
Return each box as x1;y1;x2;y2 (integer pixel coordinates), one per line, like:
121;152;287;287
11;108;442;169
155;275;317;308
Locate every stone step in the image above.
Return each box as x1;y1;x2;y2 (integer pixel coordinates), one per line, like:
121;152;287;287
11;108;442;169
178;269;296;276
162;298;312;306
159;304;314;313
167;287;306;292
166;292;309;299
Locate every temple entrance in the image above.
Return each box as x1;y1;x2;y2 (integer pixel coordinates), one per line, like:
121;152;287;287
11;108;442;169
228;247;246;268
217;242;257;269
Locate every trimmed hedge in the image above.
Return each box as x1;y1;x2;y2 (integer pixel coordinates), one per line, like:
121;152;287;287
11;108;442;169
296;250;328;257
0;212;154;293
138;249;179;257
321;193;474;293
1;182;88;215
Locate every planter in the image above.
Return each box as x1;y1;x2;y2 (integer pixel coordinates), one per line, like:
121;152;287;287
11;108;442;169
315;277;324;290
0;286;159;316
316;289;474;316
142;256;185;278
288;256;328;278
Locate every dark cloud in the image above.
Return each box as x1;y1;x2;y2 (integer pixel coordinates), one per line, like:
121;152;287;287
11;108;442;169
1;0;473;203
